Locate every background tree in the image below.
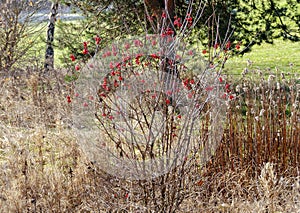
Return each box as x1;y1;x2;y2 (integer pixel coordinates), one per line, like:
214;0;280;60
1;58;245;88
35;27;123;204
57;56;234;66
56;0;299;64
44;0;59;72
0;0;47;73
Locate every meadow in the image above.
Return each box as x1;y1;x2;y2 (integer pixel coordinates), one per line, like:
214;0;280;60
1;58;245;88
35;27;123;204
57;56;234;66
224;39;300;75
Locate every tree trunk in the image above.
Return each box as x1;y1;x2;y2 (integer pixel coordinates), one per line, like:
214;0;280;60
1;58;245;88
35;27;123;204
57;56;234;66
44;1;59;72
144;0;175;31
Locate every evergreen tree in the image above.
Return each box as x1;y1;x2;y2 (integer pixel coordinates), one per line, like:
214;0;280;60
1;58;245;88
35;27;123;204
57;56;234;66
57;0;299;58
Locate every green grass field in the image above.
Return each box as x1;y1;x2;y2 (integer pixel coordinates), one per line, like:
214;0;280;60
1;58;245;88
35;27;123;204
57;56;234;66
224;39;299;75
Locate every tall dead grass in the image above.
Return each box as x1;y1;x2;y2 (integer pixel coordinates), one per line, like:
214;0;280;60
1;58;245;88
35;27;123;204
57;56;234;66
210;70;300;176
0;66;299;212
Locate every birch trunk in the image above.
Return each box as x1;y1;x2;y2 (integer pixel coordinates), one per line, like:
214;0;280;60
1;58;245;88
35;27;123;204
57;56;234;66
44;1;59;72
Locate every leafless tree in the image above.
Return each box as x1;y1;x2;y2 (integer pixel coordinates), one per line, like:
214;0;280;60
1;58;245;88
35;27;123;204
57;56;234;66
0;0;46;74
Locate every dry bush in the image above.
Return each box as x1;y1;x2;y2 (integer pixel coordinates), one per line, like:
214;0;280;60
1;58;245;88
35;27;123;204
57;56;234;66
0;0;48;72
0;66;71;128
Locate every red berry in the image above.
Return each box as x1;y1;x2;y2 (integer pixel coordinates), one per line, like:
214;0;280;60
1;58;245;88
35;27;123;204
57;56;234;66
82;48;88;55
67;96;71;103
95;35;101;45
70;54;76;61
205;86;214;91
83;41;88;48
125;193;129;199
226;41;231;49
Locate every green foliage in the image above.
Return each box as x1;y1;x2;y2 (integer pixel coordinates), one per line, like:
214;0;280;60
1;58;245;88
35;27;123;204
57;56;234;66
233;0;299;45
186;0;299;54
60;0;299;44
55;0;146;66
64;73;78;82
54;0;300;68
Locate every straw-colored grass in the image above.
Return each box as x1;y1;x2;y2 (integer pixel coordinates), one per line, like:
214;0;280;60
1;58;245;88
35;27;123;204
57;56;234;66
0;66;299;212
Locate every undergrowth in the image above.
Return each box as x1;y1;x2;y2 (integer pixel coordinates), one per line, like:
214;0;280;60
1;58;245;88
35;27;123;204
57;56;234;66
0;65;299;212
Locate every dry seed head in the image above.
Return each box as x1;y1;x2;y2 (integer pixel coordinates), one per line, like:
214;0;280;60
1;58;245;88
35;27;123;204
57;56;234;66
246;59;253;66
259;162;278;192
259;109;265;117
254;87;260;92
293;101;299;109
243;87;248;92
242;68;249;76
276;82;280;90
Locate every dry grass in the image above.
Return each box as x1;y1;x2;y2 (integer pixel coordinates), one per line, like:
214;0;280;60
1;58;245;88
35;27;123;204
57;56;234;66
182;163;300;212
0;66;299;212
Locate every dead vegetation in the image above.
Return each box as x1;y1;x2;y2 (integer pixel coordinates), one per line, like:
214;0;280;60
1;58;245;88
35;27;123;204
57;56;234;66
0;66;299;212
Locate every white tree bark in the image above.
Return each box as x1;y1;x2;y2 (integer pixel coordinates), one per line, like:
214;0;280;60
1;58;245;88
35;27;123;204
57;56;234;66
44;1;59;72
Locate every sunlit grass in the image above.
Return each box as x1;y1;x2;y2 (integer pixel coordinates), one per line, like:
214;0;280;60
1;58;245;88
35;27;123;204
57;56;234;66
224;40;299;75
